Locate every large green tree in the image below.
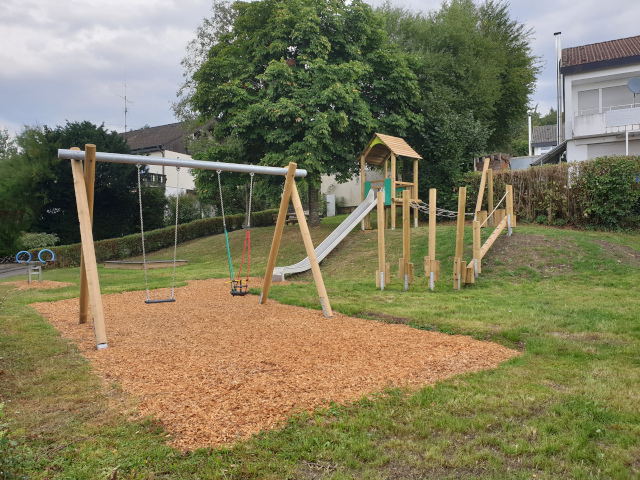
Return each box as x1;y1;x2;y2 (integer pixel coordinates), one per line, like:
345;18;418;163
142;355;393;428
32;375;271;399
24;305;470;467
379;0;538;209
0;121;166;250
187;0;421;225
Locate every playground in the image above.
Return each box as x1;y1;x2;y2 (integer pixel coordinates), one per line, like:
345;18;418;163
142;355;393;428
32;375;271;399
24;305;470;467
1;145;640;478
32;277;516;450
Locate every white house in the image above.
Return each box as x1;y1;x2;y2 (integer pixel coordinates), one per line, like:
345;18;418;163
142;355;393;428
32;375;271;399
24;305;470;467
562;35;640;162
123;123;196;196
531;125;558;156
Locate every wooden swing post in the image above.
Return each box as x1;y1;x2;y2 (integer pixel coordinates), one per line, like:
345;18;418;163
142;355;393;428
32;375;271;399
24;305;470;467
261;162;333;318
79;144;96;325
71;154;107;349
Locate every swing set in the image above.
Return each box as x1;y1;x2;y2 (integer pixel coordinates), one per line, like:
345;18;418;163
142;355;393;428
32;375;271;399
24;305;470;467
217;170;253;296
59;145;333;350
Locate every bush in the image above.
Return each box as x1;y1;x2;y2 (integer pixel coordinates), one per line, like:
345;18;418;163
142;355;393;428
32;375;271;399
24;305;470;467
572;155;640;229
461;156;640;230
37;208;279;268
19;232;59;250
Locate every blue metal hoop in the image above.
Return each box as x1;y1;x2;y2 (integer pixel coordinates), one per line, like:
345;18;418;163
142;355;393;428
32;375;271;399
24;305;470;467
38;249;55;263
16;251;31;263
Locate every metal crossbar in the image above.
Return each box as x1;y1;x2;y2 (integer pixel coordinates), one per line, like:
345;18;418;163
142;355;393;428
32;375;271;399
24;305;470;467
409;200;474;218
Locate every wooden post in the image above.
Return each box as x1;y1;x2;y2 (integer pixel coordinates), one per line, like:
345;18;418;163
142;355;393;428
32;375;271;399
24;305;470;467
473;220;481;276
376;189;386;290
398;189;413;290
360;155;370;230
391;153;396;230
290;183;333;318
487;169;494;227
384;159;389;229
453;187;466;290
506;183;514;235
413;159;419;228
475;157;490;220
423;188;440;291
261;163;298;305
428;189;436;261
70;159;107;349
79;145;96;324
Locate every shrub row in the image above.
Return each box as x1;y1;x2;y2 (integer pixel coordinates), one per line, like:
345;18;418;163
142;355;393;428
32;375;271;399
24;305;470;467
462;156;640;229
38;209;279;268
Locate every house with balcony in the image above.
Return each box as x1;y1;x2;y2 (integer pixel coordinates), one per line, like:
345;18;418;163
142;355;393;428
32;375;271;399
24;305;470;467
562;35;640;162
122;123;196;197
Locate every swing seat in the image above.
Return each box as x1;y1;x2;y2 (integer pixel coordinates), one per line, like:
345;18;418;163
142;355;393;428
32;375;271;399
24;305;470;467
230;279;249;297
145;298;176;304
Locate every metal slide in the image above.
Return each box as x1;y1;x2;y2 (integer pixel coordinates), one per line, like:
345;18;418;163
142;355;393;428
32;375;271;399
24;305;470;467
272;189;378;281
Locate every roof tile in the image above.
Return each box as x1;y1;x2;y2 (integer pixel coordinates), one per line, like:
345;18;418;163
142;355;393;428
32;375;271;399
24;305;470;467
562;35;640;68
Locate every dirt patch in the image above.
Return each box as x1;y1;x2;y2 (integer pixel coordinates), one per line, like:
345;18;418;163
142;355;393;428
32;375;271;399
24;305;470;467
482;234;575;275
594;240;640;266
4;280;75;290
32;278;518;451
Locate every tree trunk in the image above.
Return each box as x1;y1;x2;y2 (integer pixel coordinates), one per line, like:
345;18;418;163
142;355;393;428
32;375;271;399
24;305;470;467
308;180;321;227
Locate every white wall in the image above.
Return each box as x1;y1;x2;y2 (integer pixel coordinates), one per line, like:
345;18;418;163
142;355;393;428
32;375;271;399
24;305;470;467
144;149;196;196
321;168;384;209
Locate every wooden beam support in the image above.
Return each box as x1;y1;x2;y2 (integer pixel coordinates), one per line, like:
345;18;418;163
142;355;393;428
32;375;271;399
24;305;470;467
453;187;466;290
79;144;96;325
290;182;333;318
376;189;386;290
261;162;298;305
473;220;481;276
506;183;515;234
480;216;508;258
390;153;396;230
70;159;107;349
413;159;418;228
428;188;436;261
475;157;490;218
487;168;494;227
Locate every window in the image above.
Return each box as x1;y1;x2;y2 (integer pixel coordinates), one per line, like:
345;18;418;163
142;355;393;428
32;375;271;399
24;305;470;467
578;89;599;114
603;85;634;110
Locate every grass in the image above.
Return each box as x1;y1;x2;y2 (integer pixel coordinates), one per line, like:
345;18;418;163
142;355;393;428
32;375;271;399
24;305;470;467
1;215;640;479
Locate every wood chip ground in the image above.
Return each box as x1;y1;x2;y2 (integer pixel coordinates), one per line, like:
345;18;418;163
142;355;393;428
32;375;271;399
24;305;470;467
32;278;518;450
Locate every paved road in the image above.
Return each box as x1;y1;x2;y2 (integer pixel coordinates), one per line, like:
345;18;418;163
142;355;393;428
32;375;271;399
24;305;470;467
0;265;29;280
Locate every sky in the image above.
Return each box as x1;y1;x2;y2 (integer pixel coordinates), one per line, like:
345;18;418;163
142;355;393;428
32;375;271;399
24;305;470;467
1;0;639;137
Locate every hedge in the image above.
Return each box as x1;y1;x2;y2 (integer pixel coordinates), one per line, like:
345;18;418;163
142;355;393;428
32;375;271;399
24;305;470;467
461;156;640;229
38;208;279;268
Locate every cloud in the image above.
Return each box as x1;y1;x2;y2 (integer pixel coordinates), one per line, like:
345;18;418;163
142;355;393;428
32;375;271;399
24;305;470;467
1;0;640;135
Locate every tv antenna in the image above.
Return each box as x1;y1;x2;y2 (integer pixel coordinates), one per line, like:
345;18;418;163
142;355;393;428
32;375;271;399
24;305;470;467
114;84;134;138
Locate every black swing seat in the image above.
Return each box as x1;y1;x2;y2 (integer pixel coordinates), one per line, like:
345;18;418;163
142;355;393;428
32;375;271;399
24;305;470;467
230;280;249;297
145;298;176;304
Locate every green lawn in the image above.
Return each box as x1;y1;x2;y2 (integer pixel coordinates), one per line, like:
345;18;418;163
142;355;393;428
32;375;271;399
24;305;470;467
1;216;640;479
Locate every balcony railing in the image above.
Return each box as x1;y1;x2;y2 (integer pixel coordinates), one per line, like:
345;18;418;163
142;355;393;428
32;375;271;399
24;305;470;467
576;102;640;116
140;172;167;186
573;103;640;137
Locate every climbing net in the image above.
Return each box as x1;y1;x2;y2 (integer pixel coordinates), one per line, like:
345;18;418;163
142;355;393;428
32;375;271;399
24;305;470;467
409;200;475;218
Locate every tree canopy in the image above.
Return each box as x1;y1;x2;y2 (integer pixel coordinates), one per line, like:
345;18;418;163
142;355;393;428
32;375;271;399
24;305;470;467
0;121;166;254
180;0;539;215
186;0;422;224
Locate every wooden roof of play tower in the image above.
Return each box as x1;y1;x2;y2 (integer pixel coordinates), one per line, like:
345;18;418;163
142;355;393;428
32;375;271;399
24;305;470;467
361;133;422;166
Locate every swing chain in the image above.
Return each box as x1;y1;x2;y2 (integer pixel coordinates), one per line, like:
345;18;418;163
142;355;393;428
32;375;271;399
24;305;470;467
136;164;151;301
247;172;254;228
171;167;180;299
217;170;226;229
